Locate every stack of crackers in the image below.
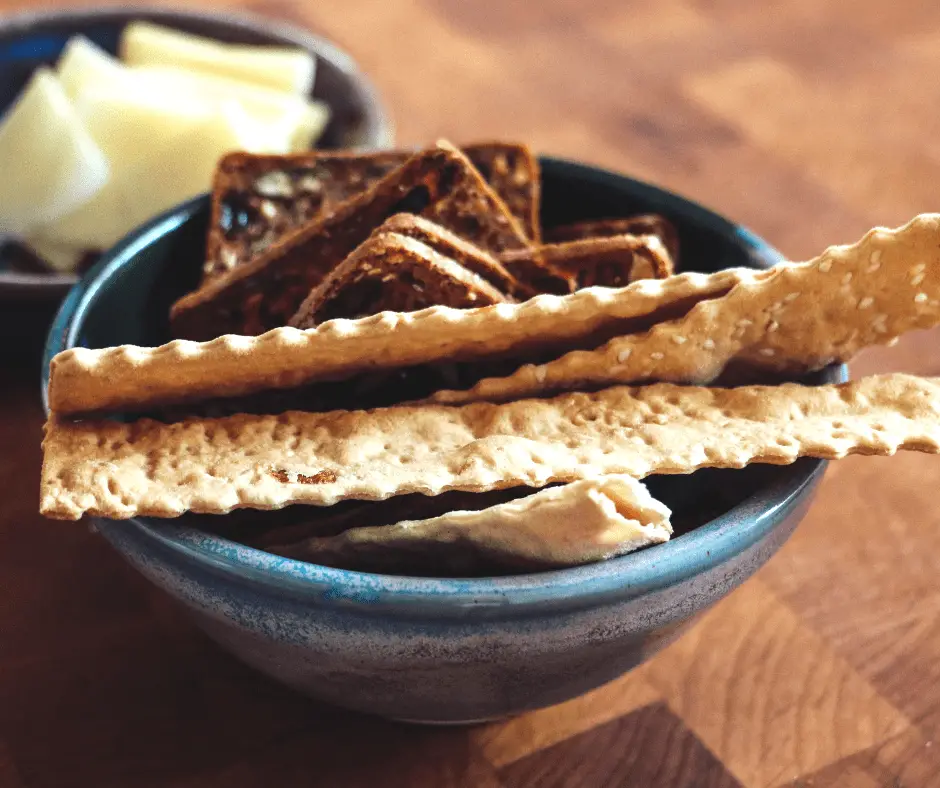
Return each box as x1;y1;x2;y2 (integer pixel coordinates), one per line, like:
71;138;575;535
39;140;940;575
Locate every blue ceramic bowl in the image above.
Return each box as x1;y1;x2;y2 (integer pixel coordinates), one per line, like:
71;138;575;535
42;158;845;723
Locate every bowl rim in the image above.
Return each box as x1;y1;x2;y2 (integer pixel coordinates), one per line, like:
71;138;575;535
42;156;846;614
0;3;394;297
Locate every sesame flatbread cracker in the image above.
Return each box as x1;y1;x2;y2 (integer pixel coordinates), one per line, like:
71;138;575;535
272;477;672;573
40;373;940;520
48;268;755;416
430;213;940;405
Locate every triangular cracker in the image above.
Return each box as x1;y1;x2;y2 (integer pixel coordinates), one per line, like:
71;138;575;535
171;142;532;340
288;232;508;327
204;142;541;282
40;374;940;520
545;214;680;263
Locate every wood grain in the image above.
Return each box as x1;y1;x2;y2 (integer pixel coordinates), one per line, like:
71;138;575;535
4;0;940;785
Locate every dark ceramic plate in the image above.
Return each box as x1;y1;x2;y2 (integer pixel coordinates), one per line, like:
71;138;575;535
0;5;392;359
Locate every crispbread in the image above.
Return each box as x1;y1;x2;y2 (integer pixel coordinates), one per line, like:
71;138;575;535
48;268;755;416
170;142;532;341
501;234;674;291
287;233;508;327
431;213;940;405
273;477;672;573
370;214;519;297
204;142;540;281
545;214;680;263
40;373;940;520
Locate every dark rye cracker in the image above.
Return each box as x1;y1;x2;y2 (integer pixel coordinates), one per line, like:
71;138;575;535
374;214;520;298
289;232;509;328
204;142;541;281
500;234;674;292
170;143;533;341
545;214;681;264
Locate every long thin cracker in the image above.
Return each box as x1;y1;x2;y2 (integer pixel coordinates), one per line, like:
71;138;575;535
430;213;940;405
274;476;672;572
48;268;755;416
40;374;940;520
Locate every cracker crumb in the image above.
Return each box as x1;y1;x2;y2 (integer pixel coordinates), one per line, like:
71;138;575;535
858;297;874;309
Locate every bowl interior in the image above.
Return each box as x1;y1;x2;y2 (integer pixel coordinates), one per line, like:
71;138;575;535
0;5;391;308
44;156;842;596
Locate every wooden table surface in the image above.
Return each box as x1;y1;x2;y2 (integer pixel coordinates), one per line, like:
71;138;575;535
4;0;940;786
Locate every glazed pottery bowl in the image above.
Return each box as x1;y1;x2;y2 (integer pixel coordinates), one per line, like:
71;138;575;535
42;157;844;723
0;4;392;356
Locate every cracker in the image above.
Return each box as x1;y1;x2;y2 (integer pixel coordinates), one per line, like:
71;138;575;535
204;142;540;282
372;214;520;297
40;373;940;520
501;234;674;291
49;268;755;416
287;232;508;327
273;477;672;572
170;142;532;341
431;213;940;405
545;214;680;263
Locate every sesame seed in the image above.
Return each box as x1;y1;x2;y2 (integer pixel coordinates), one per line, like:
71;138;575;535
841;273;853;285
617;348;632;363
768;320;779;332
785;292;800;302
858;296;874;309
867;261;881;272
703;339;716;349
534;368;547;383
912;263;927;274
673;335;687;344
915;292;928;303
818;260;832;273
737;318;753;327
870;249;882;265
759;348;775;357
912;272;926;286
651;352;665;360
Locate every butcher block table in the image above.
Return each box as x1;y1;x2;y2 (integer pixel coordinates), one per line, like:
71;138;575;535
4;1;940;786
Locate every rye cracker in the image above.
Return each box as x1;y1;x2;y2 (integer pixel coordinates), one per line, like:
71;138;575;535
205;142;540;281
170;142;532;341
287;233;508;327
40;373;940;520
545;214;680;263
501;234;674;291
49;269;755;416
273;477;672;573
431;213;940;405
